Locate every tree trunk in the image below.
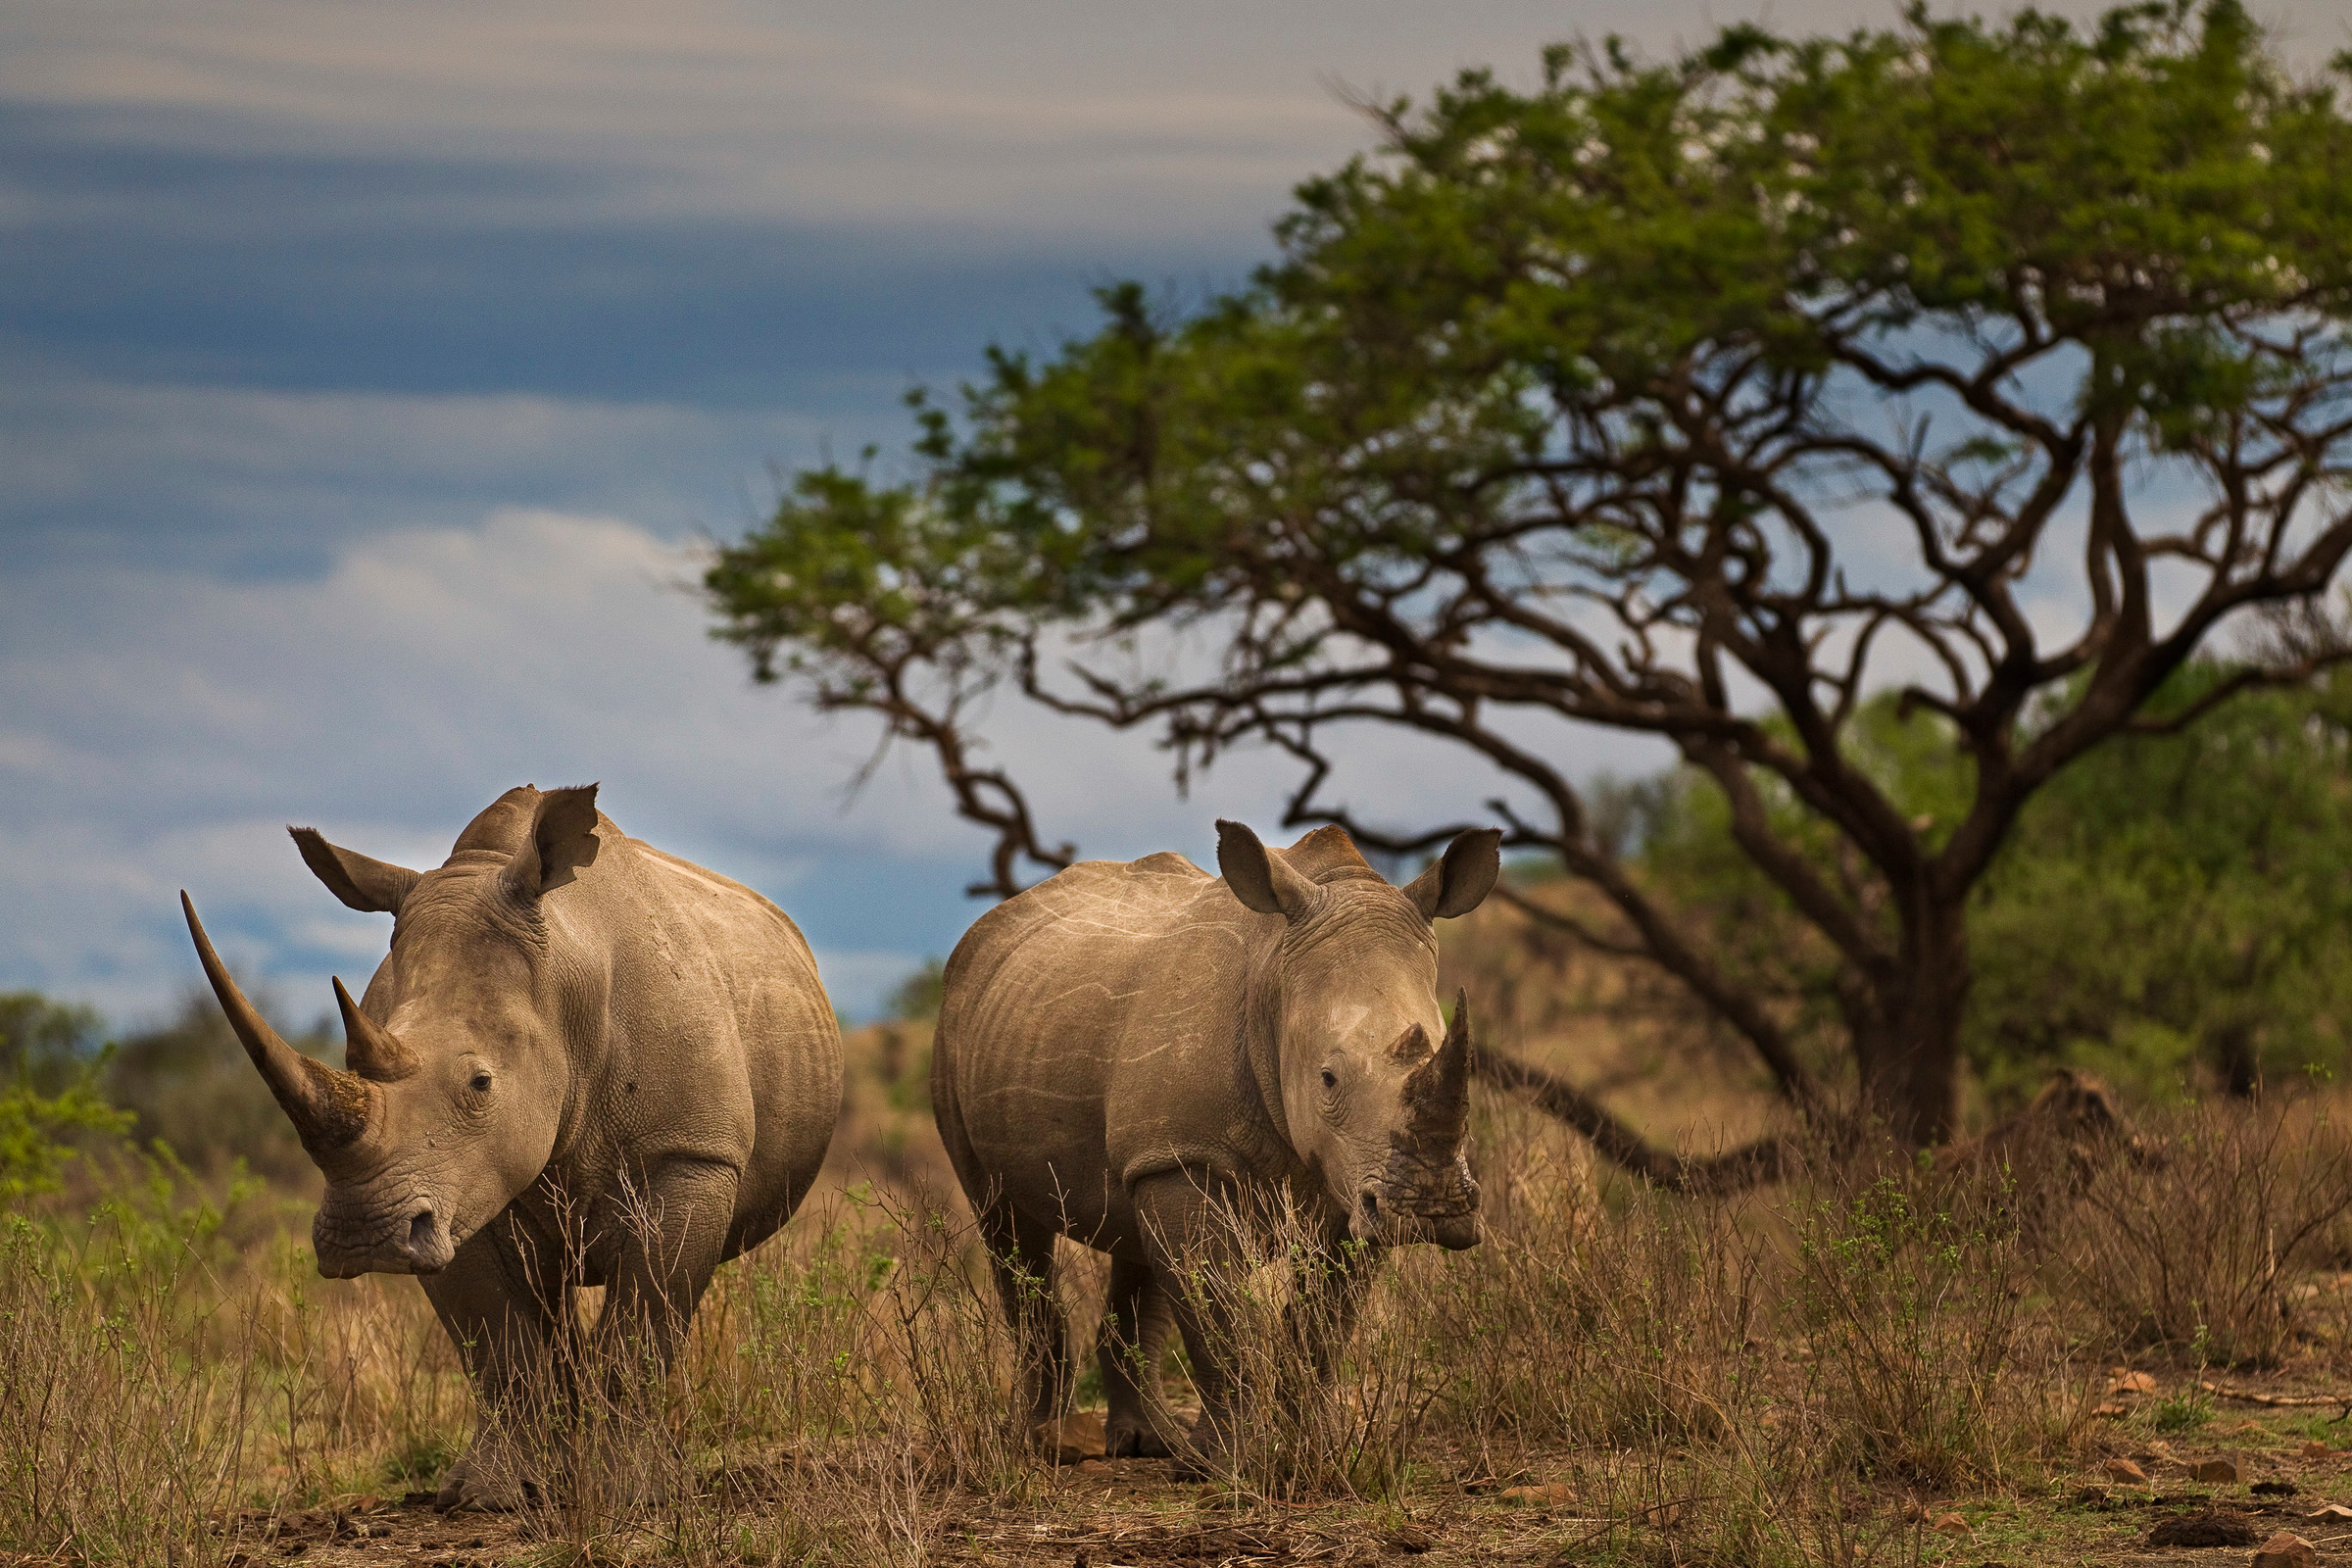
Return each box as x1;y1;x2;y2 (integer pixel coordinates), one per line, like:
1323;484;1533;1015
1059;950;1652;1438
2213;1018;2261;1100
1853;902;1973;1146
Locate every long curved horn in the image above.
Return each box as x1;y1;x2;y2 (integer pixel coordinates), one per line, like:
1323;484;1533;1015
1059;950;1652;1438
332;976;418;1082
180;893;372;1153
1401;990;1473;1149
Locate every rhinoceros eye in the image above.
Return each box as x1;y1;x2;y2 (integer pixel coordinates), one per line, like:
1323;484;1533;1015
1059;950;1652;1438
1319;1068;1337;1089
470;1071;493;1093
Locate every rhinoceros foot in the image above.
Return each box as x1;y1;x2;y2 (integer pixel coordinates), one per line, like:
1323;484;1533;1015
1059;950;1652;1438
1102;1415;1173;1459
434;1440;544;1513
1161;1415;1240;1483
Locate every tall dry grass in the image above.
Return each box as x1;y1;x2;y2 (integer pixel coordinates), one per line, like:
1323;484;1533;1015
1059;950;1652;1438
9;1042;2352;1567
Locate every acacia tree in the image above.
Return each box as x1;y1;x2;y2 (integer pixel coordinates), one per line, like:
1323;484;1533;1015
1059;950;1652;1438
708;1;2352;1146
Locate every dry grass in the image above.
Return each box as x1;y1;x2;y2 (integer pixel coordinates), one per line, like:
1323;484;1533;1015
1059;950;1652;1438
10;1017;2352;1567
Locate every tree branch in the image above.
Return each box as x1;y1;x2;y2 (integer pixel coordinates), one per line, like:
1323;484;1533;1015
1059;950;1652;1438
1471;1045;1794;1196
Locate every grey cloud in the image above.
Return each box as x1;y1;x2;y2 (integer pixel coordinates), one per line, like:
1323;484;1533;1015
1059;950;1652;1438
0;504;1649;1024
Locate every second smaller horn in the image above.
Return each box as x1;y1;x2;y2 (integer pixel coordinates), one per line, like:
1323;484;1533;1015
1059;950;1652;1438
333;976;419;1082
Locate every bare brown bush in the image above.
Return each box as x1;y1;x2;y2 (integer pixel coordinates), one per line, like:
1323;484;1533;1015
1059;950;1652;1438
2056;1098;2352;1366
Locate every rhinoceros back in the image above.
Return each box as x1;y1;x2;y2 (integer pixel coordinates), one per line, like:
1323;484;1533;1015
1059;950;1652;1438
935;851;1282;1250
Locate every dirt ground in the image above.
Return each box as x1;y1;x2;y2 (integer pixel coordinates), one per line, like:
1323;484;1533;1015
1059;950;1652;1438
166;1387;2352;1568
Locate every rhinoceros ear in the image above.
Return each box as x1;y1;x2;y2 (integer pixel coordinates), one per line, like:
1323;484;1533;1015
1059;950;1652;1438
1216;819;1316;918
290;827;420;915
502;784;602;902
1405;828;1502;921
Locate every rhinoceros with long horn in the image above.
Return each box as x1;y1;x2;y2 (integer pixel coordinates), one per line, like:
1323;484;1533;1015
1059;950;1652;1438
933;819;1498;1464
181;784;843;1508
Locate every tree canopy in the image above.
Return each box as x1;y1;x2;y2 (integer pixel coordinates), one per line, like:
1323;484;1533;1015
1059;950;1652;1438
709;0;2352;1145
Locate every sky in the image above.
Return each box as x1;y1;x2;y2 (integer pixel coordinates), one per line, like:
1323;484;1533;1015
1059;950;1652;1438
5;0;2348;1032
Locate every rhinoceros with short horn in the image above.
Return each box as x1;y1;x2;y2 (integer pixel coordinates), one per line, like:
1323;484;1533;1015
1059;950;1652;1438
181;784;843;1508
933;819;1499;1463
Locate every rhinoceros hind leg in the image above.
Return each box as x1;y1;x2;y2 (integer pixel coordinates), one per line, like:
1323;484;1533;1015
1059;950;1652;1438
1098;1252;1180;1458
979;1199;1073;1432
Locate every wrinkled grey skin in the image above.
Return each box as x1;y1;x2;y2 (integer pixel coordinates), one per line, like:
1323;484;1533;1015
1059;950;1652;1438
181;784;843;1509
934;819;1498;1466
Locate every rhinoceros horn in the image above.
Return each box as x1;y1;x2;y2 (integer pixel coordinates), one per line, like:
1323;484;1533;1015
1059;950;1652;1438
332;975;419;1082
1400;989;1473;1149
181;893;373;1153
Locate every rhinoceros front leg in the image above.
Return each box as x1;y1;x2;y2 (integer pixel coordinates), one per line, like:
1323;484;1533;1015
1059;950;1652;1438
1288;1237;1381;1385
577;1158;739;1504
422;1208;572;1512
594;1158;737;1368
1097;1252;1183;1458
1130;1172;1257;1475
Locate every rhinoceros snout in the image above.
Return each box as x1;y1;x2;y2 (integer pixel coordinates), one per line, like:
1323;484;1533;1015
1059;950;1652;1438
1356;1177;1482;1250
393;1206;455;1274
313;1200;455;1278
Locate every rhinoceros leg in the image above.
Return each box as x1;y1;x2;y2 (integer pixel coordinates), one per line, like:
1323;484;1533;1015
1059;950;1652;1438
595;1157;737;1363
978;1198;1074;1432
423;1208;572;1511
1129;1172;1252;1474
1288;1239;1381;1384
1097;1252;1181;1458
573;1157;740;1506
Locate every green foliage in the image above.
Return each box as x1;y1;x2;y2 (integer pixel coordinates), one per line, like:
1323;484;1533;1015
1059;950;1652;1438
887;958;946;1024
0;1083;130;1202
1623;667;2352;1100
1967;666;2352;1100
0;991;102;1095
712;1;2352;661
0;992;129;1201
106;992;325;1185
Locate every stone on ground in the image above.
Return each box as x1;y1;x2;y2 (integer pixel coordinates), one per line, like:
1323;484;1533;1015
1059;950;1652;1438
2252;1531;2317;1568
1031;1412;1106;1466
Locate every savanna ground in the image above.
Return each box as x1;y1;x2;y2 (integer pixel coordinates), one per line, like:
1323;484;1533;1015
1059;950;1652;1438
14;891;2352;1568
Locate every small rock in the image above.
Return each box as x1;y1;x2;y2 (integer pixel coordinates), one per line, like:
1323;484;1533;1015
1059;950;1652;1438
1930;1511;1972;1535
2305;1502;2352;1521
2304;1441;2333;1459
1030;1412;1107;1466
2190;1457;2242;1485
2146;1510;2260;1547
2107;1458;2151;1485
2113;1371;2160;1395
1076;1458;1110;1475
2094;1401;2130;1418
2253;1531;2318;1568
1497;1483;1576;1508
